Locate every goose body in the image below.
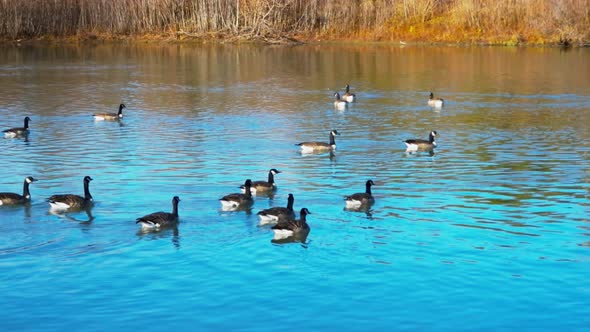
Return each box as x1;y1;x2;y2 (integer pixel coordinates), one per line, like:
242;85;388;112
221;179;254;210
271;208;311;240
257;193;295;225
3;116;31;137
296;130;339;153
428;92;444;108
333;92;348;110
240;169;281;195
93;103;126;120
0;176;37;206
404;131;437;152
48;176;94;211
343;84;356;103
345;179;375;209
136;196;180;230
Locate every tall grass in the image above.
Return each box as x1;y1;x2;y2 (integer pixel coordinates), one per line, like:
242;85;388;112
0;0;588;44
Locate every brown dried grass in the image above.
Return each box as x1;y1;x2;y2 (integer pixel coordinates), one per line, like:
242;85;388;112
0;0;588;44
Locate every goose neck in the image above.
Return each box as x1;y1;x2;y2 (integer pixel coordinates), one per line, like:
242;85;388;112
23;179;31;200
84;181;93;201
172;200;179;217
329;133;336;146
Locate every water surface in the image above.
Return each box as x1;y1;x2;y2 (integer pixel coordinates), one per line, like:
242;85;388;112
0;43;589;331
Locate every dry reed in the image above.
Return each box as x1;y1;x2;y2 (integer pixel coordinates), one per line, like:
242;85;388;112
0;0;587;44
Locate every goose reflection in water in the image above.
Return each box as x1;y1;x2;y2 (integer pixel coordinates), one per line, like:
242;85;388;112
298;150;337;163
0;202;34;219
49;206;94;224
137;226;181;249
344;206;374;219
271;232;309;246
404;149;435;157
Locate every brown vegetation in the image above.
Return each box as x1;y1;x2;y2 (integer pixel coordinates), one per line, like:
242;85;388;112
0;0;588;45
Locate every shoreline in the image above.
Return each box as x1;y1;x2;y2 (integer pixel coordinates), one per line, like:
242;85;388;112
1;33;586;48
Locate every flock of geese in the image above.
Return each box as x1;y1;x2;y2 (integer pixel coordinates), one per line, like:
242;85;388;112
0;87;443;242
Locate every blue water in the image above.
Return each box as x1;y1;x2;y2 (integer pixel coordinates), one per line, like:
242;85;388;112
0;44;589;331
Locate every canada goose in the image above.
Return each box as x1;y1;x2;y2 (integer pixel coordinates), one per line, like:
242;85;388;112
3;116;31;137
345;179;375;209
404;131;437;152
0;176;37;205
48;176;94;211
296;130;340;153
257;193;295;225
220;179;254;210
93;103;126;120
136;196;181;230
240;168;281;195
343;84;356;103
271;208;311;240
428;92;444;108
333;92;348;110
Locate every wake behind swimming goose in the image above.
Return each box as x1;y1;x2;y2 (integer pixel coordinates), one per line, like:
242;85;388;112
3;116;31;138
296;129;340;153
428;92;444;108
345;179;375;210
271;207;311;240
333;92;348;110
0;176;37;206
404;131;437;152
221;179;254;211
343;84;356;103
257;193;295;225
240;168;281;195
48;176;94;211
93;103;126;121
136;196;181;230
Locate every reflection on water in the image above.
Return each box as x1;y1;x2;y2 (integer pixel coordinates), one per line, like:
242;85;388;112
0;43;589;331
49;207;94;224
137;226;181;249
271;232;309;245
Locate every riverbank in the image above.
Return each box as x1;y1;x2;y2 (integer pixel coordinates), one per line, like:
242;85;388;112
3;31;586;48
1;0;588;47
